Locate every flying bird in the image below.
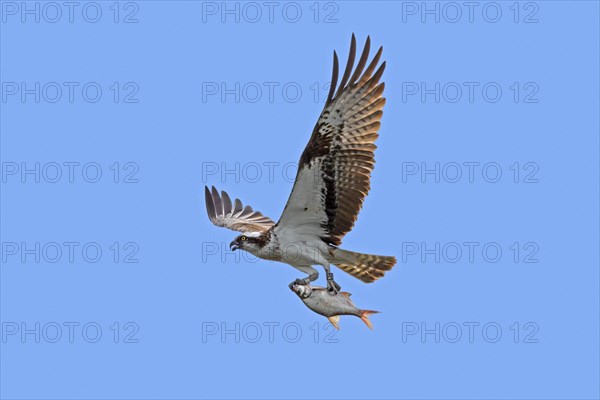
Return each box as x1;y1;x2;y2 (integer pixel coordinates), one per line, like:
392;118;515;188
205;34;396;293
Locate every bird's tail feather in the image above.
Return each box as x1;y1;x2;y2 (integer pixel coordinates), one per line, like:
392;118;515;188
331;248;396;283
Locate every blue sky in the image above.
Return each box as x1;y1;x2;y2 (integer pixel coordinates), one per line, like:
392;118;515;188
1;1;599;399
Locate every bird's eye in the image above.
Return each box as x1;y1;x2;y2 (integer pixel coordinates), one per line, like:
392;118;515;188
240;236;247;241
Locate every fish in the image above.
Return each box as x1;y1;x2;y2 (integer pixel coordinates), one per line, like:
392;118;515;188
291;284;379;330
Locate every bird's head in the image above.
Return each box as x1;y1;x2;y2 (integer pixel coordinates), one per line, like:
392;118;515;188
230;232;262;252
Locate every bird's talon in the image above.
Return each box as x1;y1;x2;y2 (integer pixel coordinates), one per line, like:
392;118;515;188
327;280;341;294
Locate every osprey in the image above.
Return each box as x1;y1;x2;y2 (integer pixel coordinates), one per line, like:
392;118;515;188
205;34;396;293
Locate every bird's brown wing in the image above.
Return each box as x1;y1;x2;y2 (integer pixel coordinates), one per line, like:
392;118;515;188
275;34;386;246
205;186;275;233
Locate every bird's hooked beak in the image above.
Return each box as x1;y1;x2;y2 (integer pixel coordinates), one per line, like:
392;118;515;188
230;240;239;251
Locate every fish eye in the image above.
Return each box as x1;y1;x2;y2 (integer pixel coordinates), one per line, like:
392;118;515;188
240;235;247;241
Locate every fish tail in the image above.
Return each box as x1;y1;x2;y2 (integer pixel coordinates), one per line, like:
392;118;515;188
359;310;380;329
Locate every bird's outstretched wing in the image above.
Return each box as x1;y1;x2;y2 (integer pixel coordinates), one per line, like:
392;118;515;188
275;34;386;246
205;186;275;233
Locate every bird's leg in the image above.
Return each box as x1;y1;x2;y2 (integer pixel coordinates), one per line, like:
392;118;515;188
326;272;341;293
323;264;341;293
289;272;318;290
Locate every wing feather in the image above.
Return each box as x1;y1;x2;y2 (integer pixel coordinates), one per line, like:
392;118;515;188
222;190;233;215
204;186;275;233
334;34;356;99
233;199;243;215
275;34;387;246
